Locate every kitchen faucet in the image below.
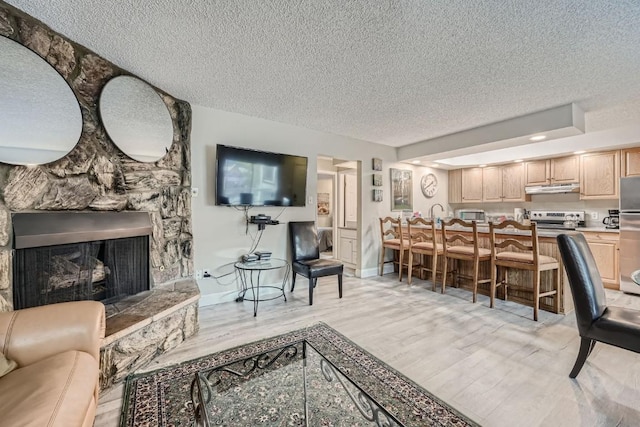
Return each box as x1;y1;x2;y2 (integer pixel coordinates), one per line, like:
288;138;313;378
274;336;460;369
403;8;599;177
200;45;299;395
429;203;445;220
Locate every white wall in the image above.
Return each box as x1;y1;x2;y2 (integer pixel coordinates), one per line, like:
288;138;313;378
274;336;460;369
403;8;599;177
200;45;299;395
191;105;398;304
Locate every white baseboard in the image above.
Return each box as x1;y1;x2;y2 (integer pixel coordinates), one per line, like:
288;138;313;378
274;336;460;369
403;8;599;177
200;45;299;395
359;264;393;278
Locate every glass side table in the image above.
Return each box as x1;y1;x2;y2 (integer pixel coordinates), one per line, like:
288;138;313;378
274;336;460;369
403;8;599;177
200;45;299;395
234;258;290;316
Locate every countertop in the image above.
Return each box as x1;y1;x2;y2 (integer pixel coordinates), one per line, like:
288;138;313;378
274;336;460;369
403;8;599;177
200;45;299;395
405;222;619;238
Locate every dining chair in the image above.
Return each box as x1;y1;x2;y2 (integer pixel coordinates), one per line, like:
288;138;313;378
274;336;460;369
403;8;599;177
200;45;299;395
489;220;560;321
557;232;640;378
288;221;343;305
441;218;491;302
406;217;443;289
378;217;409;281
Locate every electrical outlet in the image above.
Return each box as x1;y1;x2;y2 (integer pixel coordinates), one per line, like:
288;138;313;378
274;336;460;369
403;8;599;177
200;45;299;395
590;212;598;220
195;270;203;280
203;268;211;278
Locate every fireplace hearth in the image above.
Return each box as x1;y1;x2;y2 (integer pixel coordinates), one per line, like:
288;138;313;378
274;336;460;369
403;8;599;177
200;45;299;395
12;212;152;310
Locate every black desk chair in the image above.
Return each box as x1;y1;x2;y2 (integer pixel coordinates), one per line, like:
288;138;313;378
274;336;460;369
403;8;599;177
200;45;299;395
288;221;343;305
557;233;640;378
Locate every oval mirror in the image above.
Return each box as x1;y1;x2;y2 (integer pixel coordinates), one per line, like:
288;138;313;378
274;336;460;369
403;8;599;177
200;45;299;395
99;76;174;162
0;36;83;165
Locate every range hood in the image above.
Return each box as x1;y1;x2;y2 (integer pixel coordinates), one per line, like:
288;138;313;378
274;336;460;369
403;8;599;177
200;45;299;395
525;183;580;194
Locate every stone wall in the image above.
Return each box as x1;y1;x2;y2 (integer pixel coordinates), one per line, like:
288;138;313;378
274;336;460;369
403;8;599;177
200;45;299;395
0;2;193;310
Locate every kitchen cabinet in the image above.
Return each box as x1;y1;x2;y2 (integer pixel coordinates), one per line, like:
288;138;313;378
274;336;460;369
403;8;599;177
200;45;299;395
525;155;579;186
338;228;357;266
621;147;640;177
551;155;580;183
482;163;528;202
525;160;549;186
502;163;528;201
448;169;462;203
461;168;483;203
582;231;619;290
482;167;502;202
580;150;620;200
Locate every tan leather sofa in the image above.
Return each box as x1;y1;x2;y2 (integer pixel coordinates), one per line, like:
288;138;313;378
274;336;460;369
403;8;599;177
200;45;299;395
0;301;105;427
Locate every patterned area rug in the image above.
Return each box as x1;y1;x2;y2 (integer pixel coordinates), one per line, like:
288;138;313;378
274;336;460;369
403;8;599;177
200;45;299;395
121;322;478;426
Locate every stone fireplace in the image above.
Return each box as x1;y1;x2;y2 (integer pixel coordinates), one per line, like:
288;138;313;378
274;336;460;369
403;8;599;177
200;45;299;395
0;3;199;389
12;212;151;310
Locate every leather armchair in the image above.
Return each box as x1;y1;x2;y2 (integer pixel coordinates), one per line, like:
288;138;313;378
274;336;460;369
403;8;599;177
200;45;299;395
288;221;343;305
0;301;105;426
557;233;640;378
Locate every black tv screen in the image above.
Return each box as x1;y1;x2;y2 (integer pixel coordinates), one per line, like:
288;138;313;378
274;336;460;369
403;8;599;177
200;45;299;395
215;144;308;207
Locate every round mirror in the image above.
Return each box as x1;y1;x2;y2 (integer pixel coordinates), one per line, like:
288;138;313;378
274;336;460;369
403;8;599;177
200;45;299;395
0;36;83;165
99;76;174;162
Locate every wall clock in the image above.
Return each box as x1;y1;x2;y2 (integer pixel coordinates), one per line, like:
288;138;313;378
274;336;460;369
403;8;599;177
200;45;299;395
420;173;438;198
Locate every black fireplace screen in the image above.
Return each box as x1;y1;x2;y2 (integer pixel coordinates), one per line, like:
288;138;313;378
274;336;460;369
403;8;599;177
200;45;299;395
13;236;149;310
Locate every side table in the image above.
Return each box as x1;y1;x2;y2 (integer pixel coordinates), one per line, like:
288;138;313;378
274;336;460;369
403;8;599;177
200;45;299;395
234;258;290;316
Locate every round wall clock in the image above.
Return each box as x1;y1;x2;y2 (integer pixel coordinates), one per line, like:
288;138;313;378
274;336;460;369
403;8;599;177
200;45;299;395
420;173;438;198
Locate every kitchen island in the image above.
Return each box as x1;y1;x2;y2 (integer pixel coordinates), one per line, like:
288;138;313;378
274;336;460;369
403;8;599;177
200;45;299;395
399;223;619;315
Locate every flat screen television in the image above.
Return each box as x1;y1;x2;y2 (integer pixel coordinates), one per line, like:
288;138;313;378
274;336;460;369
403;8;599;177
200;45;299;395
215;144;308;207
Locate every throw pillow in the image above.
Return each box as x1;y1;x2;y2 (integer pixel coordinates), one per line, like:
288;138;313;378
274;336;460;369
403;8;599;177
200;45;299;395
0;353;17;377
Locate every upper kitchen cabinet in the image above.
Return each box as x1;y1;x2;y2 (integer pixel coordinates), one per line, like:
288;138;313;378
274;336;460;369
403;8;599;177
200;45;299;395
461;168;483;203
524;160;549;186
621;147;640;177
551;156;580;184
502;163;528;201
482;167;502;202
580;150;620;199
448;169;463;203
525;156;579;186
482;163;528;202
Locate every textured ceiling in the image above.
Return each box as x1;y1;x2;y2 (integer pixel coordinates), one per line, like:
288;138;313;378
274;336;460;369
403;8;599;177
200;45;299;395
6;0;640;148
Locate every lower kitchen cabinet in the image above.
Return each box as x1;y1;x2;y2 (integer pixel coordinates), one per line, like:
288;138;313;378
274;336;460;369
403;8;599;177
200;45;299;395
338;228;357;266
582;231;620;290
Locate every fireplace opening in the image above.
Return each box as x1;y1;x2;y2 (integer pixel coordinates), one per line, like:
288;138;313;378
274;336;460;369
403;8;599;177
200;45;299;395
13;236;149;310
11;212;152;310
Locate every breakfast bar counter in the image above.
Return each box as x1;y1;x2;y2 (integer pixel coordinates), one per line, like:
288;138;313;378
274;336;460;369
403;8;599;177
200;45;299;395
396;221;621;314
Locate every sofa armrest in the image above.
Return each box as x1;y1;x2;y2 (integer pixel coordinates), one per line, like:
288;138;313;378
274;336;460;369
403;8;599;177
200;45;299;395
0;301;105;367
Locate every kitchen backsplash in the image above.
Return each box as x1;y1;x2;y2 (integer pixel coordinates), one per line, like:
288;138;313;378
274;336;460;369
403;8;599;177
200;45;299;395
453;193;618;228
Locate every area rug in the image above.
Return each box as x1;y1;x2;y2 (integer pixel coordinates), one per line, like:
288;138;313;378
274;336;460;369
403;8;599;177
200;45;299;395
121;322;478;426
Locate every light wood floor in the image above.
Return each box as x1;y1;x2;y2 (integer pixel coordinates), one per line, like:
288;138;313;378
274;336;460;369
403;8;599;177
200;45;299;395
95;274;640;427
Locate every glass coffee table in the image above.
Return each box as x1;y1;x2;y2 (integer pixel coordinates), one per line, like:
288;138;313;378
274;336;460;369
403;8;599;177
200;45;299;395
191;339;404;426
234;258;290;316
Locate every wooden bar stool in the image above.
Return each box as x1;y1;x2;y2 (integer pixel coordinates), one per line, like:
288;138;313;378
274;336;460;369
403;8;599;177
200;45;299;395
489;220;560;321
378;216;409;281
406;217;443;289
441;219;491;302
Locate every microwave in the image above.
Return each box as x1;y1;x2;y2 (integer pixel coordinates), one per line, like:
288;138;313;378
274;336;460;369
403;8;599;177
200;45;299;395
457;209;486;222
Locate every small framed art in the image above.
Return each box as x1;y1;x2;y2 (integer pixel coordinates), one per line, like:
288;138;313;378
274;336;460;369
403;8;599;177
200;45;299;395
372;157;382;171
372;173;382;186
372;189;383;202
390;168;412;211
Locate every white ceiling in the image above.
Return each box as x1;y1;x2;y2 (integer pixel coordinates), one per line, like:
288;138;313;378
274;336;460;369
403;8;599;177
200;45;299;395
6;0;640;162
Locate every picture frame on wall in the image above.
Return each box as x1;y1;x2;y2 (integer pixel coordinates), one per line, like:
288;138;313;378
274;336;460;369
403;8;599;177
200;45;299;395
372;189;383;202
372;173;382;186
317;192;330;215
372;157;382;171
390;168;412;211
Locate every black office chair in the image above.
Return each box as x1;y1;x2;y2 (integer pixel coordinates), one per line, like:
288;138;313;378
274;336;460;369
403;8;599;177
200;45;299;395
288;221;343;305
557;233;640;378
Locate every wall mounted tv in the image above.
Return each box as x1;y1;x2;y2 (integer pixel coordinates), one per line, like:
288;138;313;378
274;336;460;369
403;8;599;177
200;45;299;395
215;144;308;207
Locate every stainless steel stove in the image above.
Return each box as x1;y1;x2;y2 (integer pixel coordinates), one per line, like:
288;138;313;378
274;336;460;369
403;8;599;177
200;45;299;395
529;210;585;230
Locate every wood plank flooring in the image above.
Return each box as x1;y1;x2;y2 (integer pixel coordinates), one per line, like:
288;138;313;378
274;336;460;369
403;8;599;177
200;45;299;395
95;274;640;426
